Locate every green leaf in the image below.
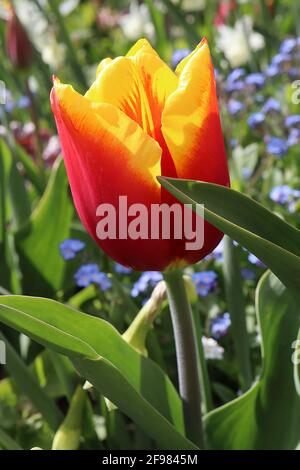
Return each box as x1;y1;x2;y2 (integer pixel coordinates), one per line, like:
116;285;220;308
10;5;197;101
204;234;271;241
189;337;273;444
223;236;252;391
15;158;74;296
144;0;168;58
48;352;78;401
0;296;197;450
0;140;10;289
158;177;300;300
159;0;199;46
0;332;63;432
0;427;23;450
0;139;31;231
14;143;45;195
0;140;24;292
204;272;300;450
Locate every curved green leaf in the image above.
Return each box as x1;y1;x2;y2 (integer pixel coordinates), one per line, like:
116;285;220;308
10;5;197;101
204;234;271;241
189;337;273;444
0;427;23;450
158;177;300;300
0;295;197;450
0;332;63;431
204;272;300;450
15;158;73;296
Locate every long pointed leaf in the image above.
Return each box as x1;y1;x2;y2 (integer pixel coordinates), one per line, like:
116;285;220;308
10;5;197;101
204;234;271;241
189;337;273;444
0;296;197;450
158;177;300;300
204;272;300;449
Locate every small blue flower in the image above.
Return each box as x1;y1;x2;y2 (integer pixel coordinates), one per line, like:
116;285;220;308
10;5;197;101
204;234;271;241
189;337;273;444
287;128;300;147
287;199;298;214
114;263;133;274
262;97;281;114
59;239;85;260
5;101;14;113
131;271;163;297
212;240;224;261
265;136;288;157
285;115;300;128
271;53;292;66
270;185;293;204
248;253;266;268
245;73;265;88
247;112;265;129
227;99;244;116
172;48;191;68
74;263;99;287
74;263;111;290
241;268;256;281
192;271;217;297
17;96;30;109
205;239;224;262
211;313;231;340
265;64;279;77
225;80;245;93
227;68;245;84
279;38;297;54
269;185;300;205
92;272;112;291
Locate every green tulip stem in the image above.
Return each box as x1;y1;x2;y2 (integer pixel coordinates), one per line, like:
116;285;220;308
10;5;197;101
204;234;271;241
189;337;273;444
192;308;213;414
163;269;204;448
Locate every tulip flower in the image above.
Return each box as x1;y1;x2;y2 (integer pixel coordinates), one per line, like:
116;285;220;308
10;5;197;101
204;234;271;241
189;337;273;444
6;7;33;70
51;38;229;271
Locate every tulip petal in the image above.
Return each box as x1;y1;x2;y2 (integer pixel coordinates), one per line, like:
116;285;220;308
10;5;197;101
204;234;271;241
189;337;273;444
130;46;178;141
174;37;206;76
96;57;112;77
86;39;178;141
161;40;229;267
51;81;179;270
161;39;229;186
52;80;161;204
126;38;156;58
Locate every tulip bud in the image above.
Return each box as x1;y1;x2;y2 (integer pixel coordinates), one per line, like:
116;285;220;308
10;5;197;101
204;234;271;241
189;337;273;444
183;274;198;304
52;386;86;450
105;281;167;412
6;8;33;70
122;280;167;356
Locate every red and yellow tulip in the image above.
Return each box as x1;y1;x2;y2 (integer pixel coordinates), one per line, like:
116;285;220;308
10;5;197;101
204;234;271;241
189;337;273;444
51;38;229;271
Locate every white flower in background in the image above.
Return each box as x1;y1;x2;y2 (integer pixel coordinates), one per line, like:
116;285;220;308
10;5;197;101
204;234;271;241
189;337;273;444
119;0;154;41
14;0;66;69
15;0;47;36
59;0;80;16
202;337;224;360
216;16;265;68
41;38;67;70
